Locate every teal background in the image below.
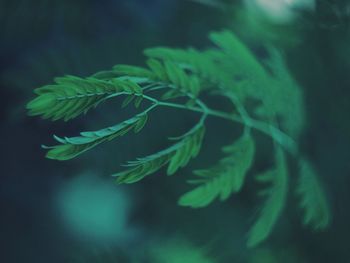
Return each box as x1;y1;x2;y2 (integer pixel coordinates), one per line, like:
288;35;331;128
0;0;349;262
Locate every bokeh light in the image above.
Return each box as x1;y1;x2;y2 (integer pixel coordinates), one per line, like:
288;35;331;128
55;173;131;244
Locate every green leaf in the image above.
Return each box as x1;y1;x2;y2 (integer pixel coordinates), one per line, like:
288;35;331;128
145;31;305;138
144;47;222;86
210;31;305;137
163;61;200;96
26;75;143;121
90;70;121;80
161;89;184;100
45;113;149;161
247;146;289;247
113;64;155;79
178;134;255;208
134;96;144;108
121;95;135;108
134;113;148;133
296;159;331;230
113;124;206;184
209;30;263;74
167;125;205;175
145;58;202;97
147;59;169;81
150;237;216;263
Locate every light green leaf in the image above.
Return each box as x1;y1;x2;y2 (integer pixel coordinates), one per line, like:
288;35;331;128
113;64;155;79
144;47;223;86
45;113;149;161
296;159;331;230
147;59;169;81
26;75;143;121
145;31;305;138
90;70;121;80
247;146;289;247
178;134;255;208
114;124;205;184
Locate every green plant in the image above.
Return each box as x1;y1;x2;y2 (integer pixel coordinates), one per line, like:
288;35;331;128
148;237;216;263
27;30;330;247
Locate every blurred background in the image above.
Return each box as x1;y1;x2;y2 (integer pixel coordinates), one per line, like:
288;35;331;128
0;0;350;262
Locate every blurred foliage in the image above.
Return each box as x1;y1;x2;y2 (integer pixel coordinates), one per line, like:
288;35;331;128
147;237;216;263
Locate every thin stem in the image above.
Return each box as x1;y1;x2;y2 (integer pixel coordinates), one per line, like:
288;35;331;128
224;91;252;135
159;101;206;114
142;95;297;155
143;103;158;114
108;90;297;155
205;108;297;155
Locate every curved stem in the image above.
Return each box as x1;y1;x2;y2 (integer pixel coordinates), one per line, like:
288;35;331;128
141;95;297;155
204;108;296;155
97;83;297;154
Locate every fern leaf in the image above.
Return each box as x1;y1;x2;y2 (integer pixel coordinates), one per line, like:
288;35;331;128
91;64;155;81
26;75;143;121
146;31;305;139
145;31;304;134
145;58;201;97
113;64;156;79
259;48;305;137
164;60;200;96
90;70;121;80
296;159;331;230
178;134;255;208
144;47;224;86
211;32;304;137
144;47;199;65
209;30;263;73
247;147;289;247
45;113;149;161
113;124;205;184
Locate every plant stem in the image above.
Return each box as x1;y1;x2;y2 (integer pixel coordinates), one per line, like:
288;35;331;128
142;96;297;155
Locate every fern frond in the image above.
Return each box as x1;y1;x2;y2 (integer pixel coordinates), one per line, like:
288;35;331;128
145;58;201;97
26;75;143;121
145;31;304;136
178;134;255;208
113;64;156;79
91;66;153;84
146;31;305;139
95;58;202;98
113;123;206;184
144;47;225;86
209;30;265;77
262;48;305;137
247;146;289;247
90;70;122;80
296;159;331;230
150;237;216;263
163;60;201;96
145;31;263;92
44;112;149;161
144;47;201;66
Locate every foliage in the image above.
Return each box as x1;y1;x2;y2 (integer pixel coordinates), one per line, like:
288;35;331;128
247;146;289;247
296;159;331;230
148;237;216;263
179;133;255;208
27;76;144;121
27;29;331;247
